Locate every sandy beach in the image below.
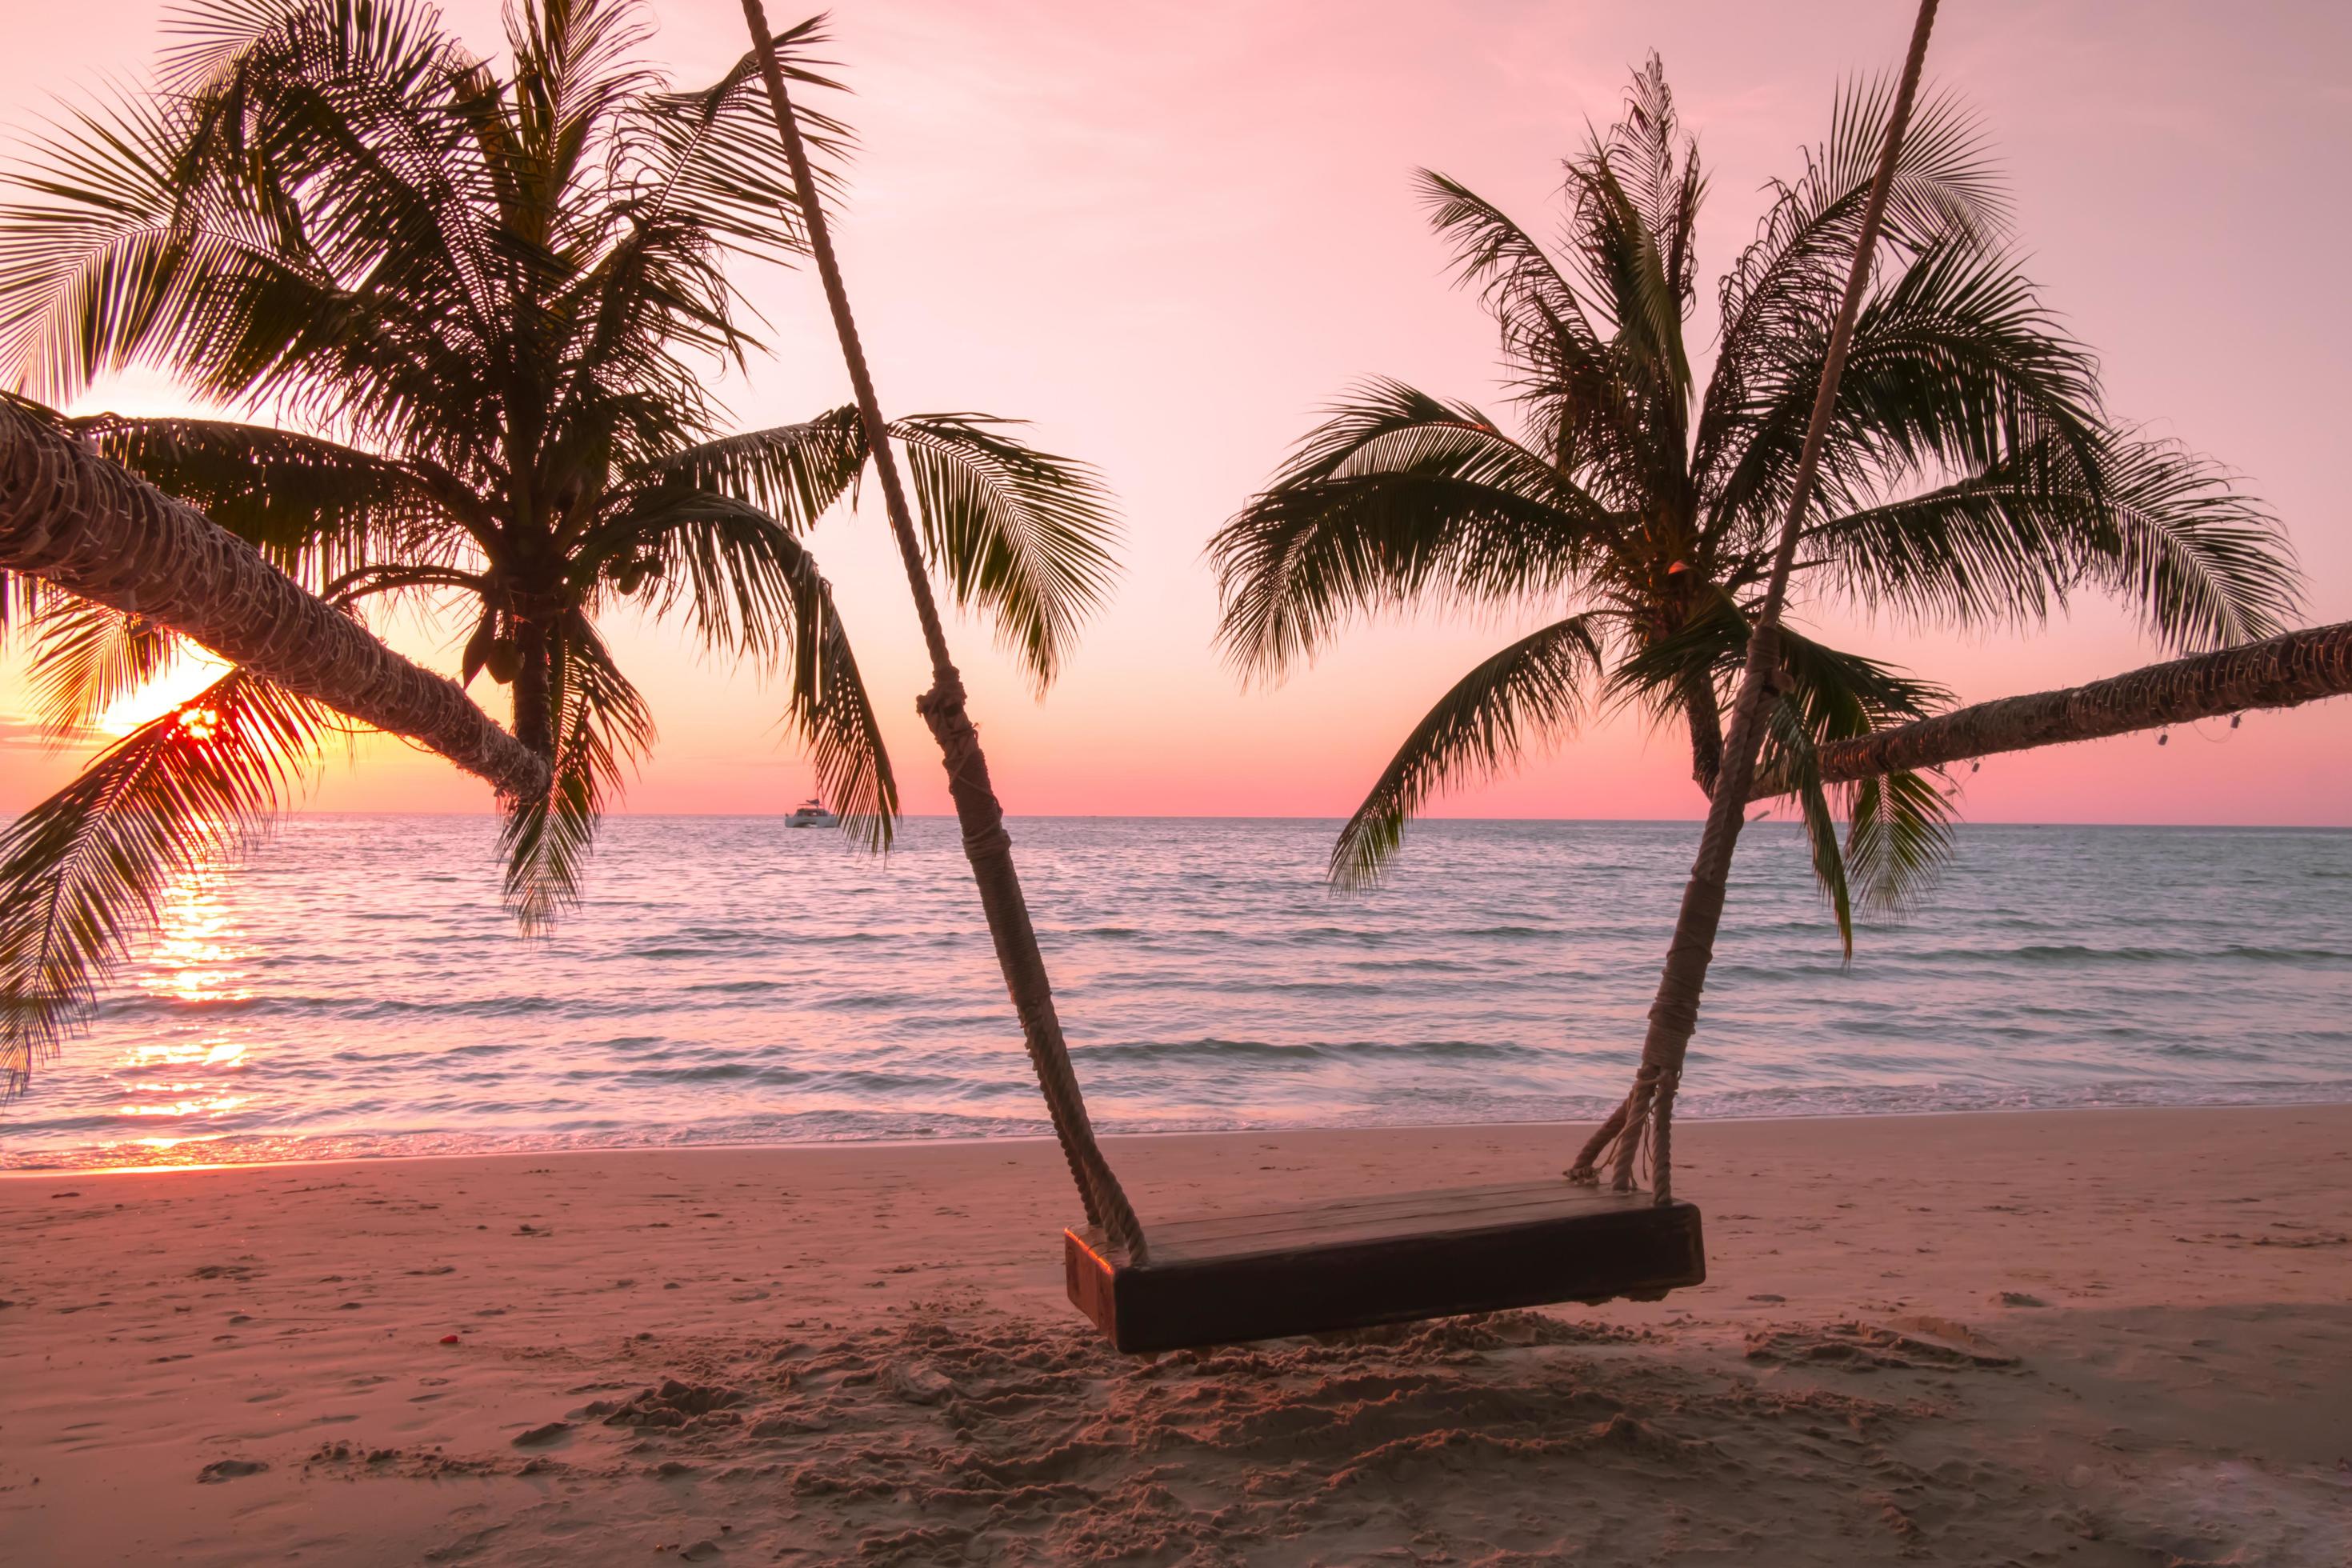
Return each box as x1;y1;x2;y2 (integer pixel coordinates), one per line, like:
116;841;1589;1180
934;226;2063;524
3;1106;2349;1566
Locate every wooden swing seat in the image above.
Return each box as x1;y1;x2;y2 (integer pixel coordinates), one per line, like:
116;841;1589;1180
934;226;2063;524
1064;1179;1705;1353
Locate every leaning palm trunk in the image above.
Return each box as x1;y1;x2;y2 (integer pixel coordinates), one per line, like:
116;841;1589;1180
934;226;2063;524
0;401;548;799
1766;620;2352;793
1574;0;1943;1197
741;2;1146;1254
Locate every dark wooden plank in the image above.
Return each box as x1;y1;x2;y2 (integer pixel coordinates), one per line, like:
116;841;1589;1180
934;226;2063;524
1138;1186;1661;1263
1132;1180;1578;1252
1126;1178;1574;1234
1063;1182;1706;1354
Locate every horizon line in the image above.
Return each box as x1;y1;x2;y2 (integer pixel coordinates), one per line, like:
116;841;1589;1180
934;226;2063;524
247;811;2352;831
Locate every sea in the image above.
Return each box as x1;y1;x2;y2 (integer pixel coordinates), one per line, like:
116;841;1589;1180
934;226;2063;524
4;816;2348;1172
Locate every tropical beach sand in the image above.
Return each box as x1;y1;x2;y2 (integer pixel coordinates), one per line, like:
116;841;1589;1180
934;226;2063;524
3;1106;2348;1566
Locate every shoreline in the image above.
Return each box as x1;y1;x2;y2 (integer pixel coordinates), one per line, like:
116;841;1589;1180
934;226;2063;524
11;1092;2352;1179
6;1105;2348;1564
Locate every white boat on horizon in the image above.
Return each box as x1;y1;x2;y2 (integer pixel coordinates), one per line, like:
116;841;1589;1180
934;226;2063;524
785;798;838;829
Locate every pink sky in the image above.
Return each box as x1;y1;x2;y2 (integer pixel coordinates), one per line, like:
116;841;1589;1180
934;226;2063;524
2;0;2346;825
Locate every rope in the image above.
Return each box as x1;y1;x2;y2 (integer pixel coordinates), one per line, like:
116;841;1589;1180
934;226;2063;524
1650;1066;1679;1206
742;0;1147;1261
918;673;1148;1257
1564;1098;1628;1185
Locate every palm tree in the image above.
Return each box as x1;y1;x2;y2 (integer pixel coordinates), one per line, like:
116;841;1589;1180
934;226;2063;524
1210;59;2297;949
0;1;1115;1065
0;398;546;798
0;398;551;1092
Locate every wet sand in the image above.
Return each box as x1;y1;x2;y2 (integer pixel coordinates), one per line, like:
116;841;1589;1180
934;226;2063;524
4;1106;2349;1565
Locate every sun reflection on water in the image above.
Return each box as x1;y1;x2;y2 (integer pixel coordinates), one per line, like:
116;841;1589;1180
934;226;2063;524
113;866;253;1130
143;868;250;1006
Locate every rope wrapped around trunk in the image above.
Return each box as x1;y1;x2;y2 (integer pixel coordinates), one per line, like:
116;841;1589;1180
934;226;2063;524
917;673;1148;1256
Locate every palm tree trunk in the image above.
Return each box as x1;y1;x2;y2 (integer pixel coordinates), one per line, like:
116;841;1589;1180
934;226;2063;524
741;2;1146;1256
1574;0;1942;1199
1682;669;1725;798
511;614;555;761
0;399;550;800
1752;620;2352;794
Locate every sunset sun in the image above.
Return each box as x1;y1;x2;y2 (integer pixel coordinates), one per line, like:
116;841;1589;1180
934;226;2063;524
95;648;230;738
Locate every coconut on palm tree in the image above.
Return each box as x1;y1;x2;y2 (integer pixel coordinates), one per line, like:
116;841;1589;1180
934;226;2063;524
1211;61;2296;942
0;0;1116;1060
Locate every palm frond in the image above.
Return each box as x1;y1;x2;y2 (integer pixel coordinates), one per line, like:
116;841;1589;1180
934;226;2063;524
594;487;812;659
26;596;185;744
0;1;511;460
889;413;1121;692
2080;433;2296;651
1616;599;1949;947
1762;692;1854;959
0;570;44;634
1696;80;2003;488
499;617;651;932
1841;767;1955;922
1770;628;1954;930
1805;450;2095;632
71;414;471;586
1212;380;1612;681
0;665;329;1094
1773;624;1951;735
1707;238;2107;558
640;406;866;529
775;550;897;854
1600;54;1706;291
504;0;662;214
1411;170;1646;489
0;81;285;402
1330;614;1602;889
166;0;508;355
1531;57;1710;480
1413;167;1601;360
578;495;899;845
1805;428;2294;653
627;12;851;263
1564;149;1694;438
1599;586;1747;724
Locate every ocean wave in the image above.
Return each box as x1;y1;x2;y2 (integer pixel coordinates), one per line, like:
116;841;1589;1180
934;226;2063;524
2005;942;2348;966
605;1062;811;1086
1146;976;1389;996
10;817;2347;1173
1071;1037;1541;1062
1074;1037;1324;1061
